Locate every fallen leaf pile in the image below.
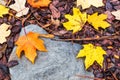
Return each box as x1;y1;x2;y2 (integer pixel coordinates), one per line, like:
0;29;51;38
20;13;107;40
15;32;47;63
0;0;120;79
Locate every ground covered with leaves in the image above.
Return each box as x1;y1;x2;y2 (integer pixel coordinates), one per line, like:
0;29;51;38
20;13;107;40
0;0;120;80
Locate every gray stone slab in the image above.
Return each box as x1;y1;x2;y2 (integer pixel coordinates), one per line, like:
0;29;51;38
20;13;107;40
9;25;93;80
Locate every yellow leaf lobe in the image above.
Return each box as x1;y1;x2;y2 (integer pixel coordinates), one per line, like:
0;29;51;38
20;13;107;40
0;5;9;17
88;12;110;30
63;8;87;33
76;44;106;69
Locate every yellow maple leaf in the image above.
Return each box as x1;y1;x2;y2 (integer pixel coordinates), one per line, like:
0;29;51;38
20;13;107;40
76;44;106;69
77;0;104;9
88;12;110;30
63;8;87;33
0;5;9;17
0;23;11;44
15;32;48;63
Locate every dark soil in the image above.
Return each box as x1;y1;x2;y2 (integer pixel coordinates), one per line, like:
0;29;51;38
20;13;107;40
0;0;120;80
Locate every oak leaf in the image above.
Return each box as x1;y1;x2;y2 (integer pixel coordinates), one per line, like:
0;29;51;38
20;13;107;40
0;5;9;17
112;10;120;20
27;0;51;8
76;44;106;69
15;32;47;63
88;12;110;30
63;8;87;33
0;23;11;44
9;0;29;17
77;0;104;9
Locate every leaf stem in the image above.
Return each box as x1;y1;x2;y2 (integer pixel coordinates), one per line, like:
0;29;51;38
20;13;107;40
52;35;120;41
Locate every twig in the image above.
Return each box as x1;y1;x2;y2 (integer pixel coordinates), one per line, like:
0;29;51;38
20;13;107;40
39;34;54;38
36;21;55;33
22;13;32;26
52;35;120;41
76;74;104;80
8;13;21;20
6;0;12;6
111;72;118;80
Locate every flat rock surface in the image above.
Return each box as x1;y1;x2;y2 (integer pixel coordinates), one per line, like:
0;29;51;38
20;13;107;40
9;25;93;80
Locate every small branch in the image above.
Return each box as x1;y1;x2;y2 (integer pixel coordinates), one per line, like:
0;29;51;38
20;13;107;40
6;0;12;6
36;21;56;33
8;13;21;20
76;74;104;80
22;13;32;26
111;72;118;80
39;34;54;38
52;35;120;41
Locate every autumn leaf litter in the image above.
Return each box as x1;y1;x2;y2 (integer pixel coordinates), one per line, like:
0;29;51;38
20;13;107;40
0;0;120;80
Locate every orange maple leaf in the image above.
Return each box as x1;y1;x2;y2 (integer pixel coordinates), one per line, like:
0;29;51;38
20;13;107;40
27;0;51;8
15;32;47;63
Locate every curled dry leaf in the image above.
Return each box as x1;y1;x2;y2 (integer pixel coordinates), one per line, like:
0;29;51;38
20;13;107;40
0;23;11;44
112;10;120;20
76;44;106;69
63;8;87;33
53;30;68;36
9;0;29;17
104;11;115;23
49;4;60;19
0;5;9;17
77;0;104;9
27;0;51;8
51;16;60;28
88;12;110;30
